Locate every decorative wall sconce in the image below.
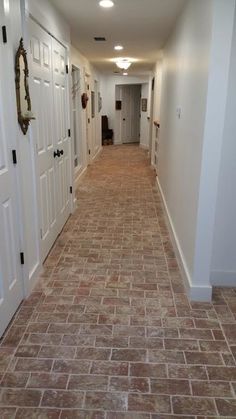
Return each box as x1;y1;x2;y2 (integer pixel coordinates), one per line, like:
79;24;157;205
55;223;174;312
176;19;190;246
15;38;35;135
81;92;89;109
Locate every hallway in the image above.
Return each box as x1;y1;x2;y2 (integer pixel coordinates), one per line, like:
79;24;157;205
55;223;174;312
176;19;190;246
0;145;236;417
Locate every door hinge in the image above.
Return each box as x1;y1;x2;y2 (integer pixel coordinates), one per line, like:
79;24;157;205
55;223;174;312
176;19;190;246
88;149;91;155
66;64;69;74
40;228;43;239
70;186;73;194
68;128;71;137
20;252;25;265
12;150;17;165
2;26;7;43
88;118;90;124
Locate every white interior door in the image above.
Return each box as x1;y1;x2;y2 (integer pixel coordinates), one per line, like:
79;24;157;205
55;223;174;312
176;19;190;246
29;20;71;261
72;67;81;171
52;37;70;231
85;76;92;162
0;3;24;336
30;20;57;261
121;85;141;143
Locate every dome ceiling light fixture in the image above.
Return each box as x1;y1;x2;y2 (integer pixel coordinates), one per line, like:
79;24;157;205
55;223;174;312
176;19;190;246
110;57;138;71
99;0;114;8
116;58;131;70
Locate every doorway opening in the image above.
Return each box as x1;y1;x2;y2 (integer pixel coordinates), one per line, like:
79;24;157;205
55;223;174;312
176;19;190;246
72;66;82;172
115;84;141;144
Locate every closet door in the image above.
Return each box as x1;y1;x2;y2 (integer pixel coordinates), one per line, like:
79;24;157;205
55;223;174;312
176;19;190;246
121;85;141;143
52;38;70;231
29;20;57;261
0;3;24;336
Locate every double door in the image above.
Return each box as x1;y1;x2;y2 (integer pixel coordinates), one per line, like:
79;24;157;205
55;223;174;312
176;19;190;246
29;20;71;261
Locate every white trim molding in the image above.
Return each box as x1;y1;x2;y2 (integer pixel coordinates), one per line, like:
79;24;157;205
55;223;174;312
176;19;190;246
156;176;212;301
92;146;103;162
140;143;149;150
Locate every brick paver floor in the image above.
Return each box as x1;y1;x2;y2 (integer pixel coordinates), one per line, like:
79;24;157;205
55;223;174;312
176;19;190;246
1;144;236;418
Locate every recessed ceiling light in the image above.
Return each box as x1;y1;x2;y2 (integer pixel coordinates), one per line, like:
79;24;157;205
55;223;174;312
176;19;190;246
114;45;123;51
99;0;114;8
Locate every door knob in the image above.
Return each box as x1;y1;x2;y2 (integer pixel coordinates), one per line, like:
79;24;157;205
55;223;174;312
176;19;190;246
54;150;60;158
60;149;64;156
123;118;126;121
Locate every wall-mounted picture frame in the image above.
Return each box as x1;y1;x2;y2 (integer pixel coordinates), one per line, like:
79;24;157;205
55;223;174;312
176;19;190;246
98;92;102;112
116;100;122;110
141;98;147;112
91;91;95;118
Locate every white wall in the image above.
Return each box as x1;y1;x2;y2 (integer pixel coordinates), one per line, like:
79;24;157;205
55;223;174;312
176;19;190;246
151;61;162;164
157;0;236;300
192;0;236;299
100;75;149;144
210;4;236;286
157;0;213;288
140;83;150;148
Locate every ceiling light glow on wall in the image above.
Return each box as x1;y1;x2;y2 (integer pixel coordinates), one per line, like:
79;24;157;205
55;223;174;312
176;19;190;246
114;45;123;51
123;72;128;76
99;0;114;8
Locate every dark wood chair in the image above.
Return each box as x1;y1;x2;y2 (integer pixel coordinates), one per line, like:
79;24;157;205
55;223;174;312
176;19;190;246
102;115;113;145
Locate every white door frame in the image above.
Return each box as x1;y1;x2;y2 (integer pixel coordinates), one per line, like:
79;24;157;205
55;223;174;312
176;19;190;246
115;84;141;144
85;73;93;163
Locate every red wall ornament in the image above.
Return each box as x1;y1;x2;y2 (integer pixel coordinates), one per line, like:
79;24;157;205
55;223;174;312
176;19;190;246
81;93;89;109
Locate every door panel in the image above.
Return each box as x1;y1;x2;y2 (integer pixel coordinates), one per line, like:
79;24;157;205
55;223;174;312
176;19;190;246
29;20;57;261
0;2;23;336
52;38;70;230
121;85;141;143
85;77;92;162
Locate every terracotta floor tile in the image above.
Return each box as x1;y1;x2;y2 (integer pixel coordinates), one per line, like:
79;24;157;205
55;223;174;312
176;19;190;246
85;391;127;411
191;380;233;397
41;389;84;408
60;411;105;419
0;388;41;407
172;396;217;415
1;145;236;415
15;408;61;418
128;393;171;413
1;372;29;388
0;407;17;418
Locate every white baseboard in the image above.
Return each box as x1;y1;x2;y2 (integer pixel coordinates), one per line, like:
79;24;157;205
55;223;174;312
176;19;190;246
140;143;149;150
75;166;87;186
92;146;102;161
25;261;43;297
156;176;212;302
211;270;236;287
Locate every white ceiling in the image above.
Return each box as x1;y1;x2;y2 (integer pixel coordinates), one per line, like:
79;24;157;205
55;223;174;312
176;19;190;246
50;0;186;75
